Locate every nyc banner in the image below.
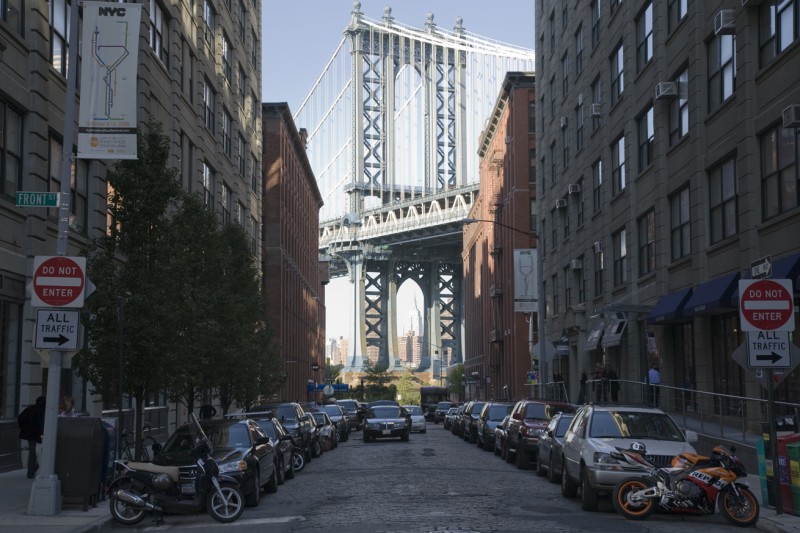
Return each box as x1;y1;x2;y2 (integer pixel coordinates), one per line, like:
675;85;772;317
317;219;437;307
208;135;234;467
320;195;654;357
78;2;141;159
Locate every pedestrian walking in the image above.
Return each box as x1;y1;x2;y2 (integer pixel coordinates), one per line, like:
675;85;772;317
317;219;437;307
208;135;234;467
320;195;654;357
18;396;45;479
606;365;619;402
648;364;661;406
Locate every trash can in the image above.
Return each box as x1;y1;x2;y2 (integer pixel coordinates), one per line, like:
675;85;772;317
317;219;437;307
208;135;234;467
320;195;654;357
55;417;105;510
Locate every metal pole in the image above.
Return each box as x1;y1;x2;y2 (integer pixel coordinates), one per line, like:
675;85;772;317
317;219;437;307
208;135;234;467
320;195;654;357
117;297;125;459
767;369;783;514
538;249;546;400
28;0;80;516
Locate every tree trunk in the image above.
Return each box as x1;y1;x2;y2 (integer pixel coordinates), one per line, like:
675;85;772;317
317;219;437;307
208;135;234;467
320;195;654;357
134;389;145;461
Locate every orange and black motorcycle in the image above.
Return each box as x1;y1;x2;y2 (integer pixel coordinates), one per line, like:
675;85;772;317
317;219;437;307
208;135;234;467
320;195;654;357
611;442;759;527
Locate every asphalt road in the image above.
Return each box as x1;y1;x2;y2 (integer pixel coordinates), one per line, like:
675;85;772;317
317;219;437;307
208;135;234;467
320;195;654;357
108;423;758;532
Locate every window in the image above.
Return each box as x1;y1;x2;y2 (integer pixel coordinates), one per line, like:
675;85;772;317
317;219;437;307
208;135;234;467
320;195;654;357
238;0;246;41
528;102;536;134
669;69;689;145
591;0;601;49
550;143;557;186
221;182;231;224
638;210;655;276
237;134;246;176
251;28;258;68
0;103;23;197
636;3;653;72
204;0;215;48
235;202;245;226
759;0;799;67
760;125;798;220
2;0;22;34
239;65;246;110
613;229;627;286
638;106;654;172
591;77;602;131
222;108;232;157
222;32;232;83
251;91;258;130
0;298;23;419
202;161;215;208
709;157;738;243
562;127;569;169
668;0;687;34
250;153;259;193
611;0;623;16
577;254;587;303
562;197;570;242
575;100;584;152
540;155;547;195
594;250;604;297
576;179;585;226
203;78;215;132
564;266;572;308
670;186;691;260
551;207;557;250
50;0;71;76
575;26;584;76
549;10;555;52
610;43;624;106
562;53;569;95
552;273;559;315
709;34;735;110
549;76;556;117
562;3;568;30
611;135;626;194
592;158;603;213
541;219;546;255
250;216;258;254
150;0;168;65
529;198;537;233
529;149;536;185
182;40;195;103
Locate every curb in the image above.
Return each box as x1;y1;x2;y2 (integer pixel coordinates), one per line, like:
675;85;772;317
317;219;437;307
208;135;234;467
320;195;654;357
76;516;113;533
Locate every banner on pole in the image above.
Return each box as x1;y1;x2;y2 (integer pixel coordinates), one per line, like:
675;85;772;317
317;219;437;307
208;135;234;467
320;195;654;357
78;2;141;160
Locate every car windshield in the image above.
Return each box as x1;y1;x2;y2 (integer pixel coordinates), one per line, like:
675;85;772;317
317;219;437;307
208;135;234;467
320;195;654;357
436;402;452;409
555;416;574;437
321;405;341;416
524;403;575;419
488;404;513;421
469;402;486;414
274;405;297;422
337;400;358;412
405;406;423;415
447;408;457;414
368;406;401;419
162;423;251;452
255;420;277;439
311;413;328;425
589;410;685;441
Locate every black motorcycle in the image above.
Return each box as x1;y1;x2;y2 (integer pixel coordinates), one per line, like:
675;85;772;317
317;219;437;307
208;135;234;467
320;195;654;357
109;414;245;525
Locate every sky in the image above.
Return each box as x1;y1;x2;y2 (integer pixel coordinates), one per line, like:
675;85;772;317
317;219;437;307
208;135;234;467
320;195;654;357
262;1;536;340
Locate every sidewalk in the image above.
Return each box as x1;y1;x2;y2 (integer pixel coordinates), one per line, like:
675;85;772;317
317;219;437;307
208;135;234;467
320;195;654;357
0;468;798;532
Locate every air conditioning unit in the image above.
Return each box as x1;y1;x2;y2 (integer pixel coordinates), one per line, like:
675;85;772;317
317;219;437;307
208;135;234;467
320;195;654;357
714;9;735;35
782;105;800;128
742;0;765;6
593;241;603;253
590;103;602;117
570;259;583;270
654;81;678;100
560;116;568;129
489;284;502;298
555;198;568;209
568;183;581;195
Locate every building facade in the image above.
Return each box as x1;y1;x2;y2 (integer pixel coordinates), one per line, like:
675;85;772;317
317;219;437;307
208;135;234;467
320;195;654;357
0;0;262;471
261;103;325;404
462;72;537;402
535;1;800;406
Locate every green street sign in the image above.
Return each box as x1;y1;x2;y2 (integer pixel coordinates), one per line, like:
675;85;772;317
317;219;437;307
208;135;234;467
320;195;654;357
15;192;59;207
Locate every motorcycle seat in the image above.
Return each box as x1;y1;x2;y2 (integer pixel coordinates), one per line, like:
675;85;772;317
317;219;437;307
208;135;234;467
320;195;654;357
127;462;180;483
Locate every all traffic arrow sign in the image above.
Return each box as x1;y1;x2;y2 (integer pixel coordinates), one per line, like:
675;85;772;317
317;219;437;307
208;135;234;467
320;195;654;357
746;330;791;368
34;309;80;351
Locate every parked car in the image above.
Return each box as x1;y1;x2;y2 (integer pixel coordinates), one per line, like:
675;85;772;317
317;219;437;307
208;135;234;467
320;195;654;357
154;418;277;508
494;415;512;456
336;399;363;431
309;411;338;450
560;404;698;512
534;412;574;483
443;407;459;430
250;402;318;461
476;402;514;451
363;405;411;442
433;401;454;424
505;399;575;470
299;411;324;457
460;400;487;443
403;405;427;433
450;405;465;436
318;403;350;442
250;416;296;483
368;399;400;407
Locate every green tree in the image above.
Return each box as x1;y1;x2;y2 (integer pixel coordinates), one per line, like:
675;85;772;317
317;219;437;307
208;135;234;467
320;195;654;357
395;373;420;404
361;360;394;401
447;364;465;401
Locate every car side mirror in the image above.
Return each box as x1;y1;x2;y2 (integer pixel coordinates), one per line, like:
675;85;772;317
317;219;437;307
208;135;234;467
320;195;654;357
255;436;270;446
684;429;698;444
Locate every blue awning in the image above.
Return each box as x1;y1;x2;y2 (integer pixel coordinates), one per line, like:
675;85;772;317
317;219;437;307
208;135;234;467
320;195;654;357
684;272;740;316
772;253;800;287
646;288;693;324
583;323;604;351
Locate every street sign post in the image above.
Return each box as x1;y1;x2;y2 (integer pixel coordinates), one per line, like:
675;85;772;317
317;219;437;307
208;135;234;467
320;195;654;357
30;256;86;308
738;279;795;332
15;192;60;207
34;309;80;351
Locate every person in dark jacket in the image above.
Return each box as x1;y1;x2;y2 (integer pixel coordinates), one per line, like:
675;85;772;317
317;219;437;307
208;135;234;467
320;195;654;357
18;396;45;478
577;372;588;405
606;365;620;402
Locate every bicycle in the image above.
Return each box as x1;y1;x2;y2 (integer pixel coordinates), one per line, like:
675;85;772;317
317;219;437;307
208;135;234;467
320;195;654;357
120;425;159;462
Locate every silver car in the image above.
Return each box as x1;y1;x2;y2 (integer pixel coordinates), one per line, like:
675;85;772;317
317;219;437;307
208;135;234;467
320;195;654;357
560;404;698;512
403;405;427;433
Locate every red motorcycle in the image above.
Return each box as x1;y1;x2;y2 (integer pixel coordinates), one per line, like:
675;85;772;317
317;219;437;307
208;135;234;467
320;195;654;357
612;443;759;527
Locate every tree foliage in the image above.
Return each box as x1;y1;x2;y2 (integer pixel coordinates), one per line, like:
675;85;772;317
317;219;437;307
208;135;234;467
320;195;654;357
360;360;396;401
447;364;465;399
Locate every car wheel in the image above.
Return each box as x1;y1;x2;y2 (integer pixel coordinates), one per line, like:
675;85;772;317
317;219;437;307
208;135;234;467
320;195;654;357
291;451;304;473
548;455;560;484
580;467;599;511
311;439;322;458
516;444;529;470
265;464;278;494
561;457;578;498
535;450;547;476
244;473;260;507
276;458;285;485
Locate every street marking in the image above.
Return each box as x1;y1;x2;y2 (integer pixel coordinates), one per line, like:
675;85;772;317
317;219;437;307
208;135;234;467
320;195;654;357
173;516;305;529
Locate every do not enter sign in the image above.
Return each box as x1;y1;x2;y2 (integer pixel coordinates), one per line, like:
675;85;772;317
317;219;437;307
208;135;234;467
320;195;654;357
31;256;86;308
739;279;795;332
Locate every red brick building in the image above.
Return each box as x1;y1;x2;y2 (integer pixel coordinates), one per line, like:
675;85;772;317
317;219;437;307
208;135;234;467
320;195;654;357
262;103;326;402
462;73;537;402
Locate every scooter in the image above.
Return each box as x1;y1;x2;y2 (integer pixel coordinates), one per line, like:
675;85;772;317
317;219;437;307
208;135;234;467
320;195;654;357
108;413;245;526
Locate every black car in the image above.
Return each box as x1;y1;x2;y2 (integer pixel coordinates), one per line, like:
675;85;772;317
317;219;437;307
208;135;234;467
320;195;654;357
336;399;363;431
251;402;319;460
460;400;487;443
534;412;574;483
362;405;411;442
251;417;296;484
476;402;514;451
309;411;337;450
154;418;277;508
318;403;350;441
433;401;454;424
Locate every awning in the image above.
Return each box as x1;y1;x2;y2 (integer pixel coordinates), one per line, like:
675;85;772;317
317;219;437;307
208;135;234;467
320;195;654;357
684;272;740;316
646;288;693;324
584;324;604;351
771;253;800;288
601;319;627;347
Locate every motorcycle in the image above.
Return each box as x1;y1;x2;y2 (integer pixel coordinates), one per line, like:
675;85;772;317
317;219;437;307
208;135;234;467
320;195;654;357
611;442;759;527
108;413;245;526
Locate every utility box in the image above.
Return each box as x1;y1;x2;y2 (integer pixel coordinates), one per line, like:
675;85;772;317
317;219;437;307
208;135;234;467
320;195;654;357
55;417;105;510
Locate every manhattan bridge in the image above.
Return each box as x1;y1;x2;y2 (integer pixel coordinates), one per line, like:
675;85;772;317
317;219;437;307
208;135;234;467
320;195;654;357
298;3;535;373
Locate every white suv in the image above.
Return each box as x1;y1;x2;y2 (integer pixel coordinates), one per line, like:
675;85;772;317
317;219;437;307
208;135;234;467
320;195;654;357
560;404;698;511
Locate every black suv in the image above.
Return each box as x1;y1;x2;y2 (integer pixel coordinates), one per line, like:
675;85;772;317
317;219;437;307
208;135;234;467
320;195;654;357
433;401;454;424
250;402;320;461
460;400;487;444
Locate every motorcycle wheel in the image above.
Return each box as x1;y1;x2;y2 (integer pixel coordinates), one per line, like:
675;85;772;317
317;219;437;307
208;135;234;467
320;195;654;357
207;484;245;523
719;485;760;527
612;477;657;520
292;451;305;472
109;480;147;526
